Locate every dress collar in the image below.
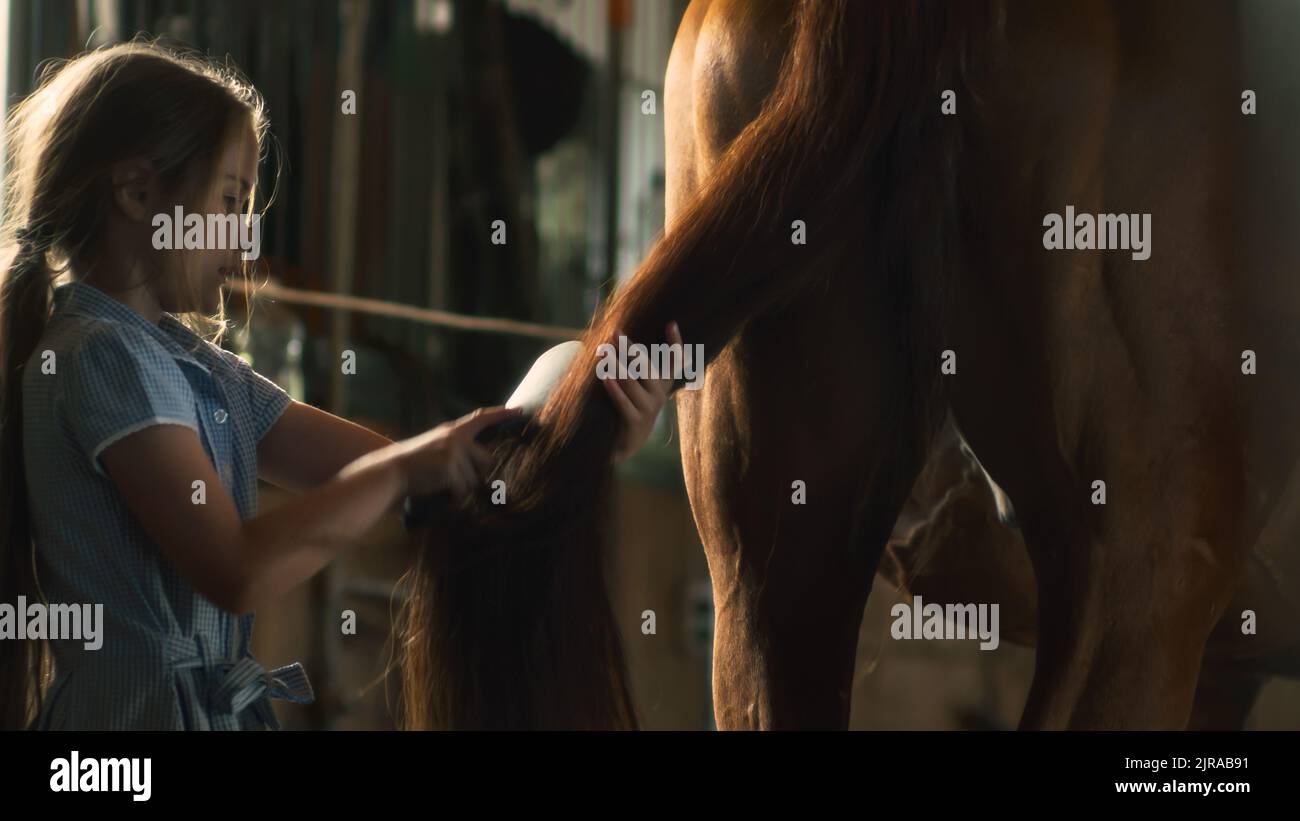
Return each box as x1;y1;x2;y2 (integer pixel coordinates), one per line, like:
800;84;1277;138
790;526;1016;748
53;280;214;373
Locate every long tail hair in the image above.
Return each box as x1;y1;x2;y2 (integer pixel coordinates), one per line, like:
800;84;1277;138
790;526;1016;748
398;0;998;729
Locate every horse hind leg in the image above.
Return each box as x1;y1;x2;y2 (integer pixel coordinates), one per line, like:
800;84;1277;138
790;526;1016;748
1187;662;1265;730
1010;461;1251;730
679;304;933;729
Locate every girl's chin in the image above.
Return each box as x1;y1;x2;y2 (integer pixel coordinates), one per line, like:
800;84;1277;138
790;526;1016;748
193;282;224;314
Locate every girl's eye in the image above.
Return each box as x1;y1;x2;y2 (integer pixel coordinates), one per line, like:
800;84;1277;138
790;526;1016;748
224;196;238;212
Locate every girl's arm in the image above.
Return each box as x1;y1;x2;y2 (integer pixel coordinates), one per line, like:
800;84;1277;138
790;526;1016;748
603;321;683;462
259;320;685;486
99;406;516;615
257;401;393;492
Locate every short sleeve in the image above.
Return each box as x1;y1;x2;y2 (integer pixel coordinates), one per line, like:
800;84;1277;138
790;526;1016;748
59;323;201;476
225;351;293;443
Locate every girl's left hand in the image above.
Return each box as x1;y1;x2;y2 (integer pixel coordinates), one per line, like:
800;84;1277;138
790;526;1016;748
603;321;684;463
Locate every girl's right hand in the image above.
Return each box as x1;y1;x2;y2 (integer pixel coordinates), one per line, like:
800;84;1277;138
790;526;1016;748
392;406;523;500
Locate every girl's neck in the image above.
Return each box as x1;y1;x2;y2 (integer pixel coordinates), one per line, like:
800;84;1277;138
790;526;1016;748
75;269;163;325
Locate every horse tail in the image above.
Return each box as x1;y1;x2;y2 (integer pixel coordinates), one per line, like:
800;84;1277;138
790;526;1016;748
398;0;997;729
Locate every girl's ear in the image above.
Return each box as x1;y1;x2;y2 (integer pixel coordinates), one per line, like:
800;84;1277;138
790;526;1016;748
109;158;158;222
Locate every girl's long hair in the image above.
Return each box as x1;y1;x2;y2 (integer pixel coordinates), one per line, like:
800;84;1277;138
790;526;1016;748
399;0;998;729
0;42;270;730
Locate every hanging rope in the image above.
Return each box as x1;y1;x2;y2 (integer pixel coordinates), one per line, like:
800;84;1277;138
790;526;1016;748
228;279;586;342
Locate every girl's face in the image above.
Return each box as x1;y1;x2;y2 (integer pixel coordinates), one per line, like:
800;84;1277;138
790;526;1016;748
153;119;259;315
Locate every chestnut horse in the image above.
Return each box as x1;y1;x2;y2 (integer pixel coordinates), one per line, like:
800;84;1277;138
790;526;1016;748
401;0;1300;729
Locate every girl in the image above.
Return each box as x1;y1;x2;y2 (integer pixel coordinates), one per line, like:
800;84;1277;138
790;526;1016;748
0;42;677;730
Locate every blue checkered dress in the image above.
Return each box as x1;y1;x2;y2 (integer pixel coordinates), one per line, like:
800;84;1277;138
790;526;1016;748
23;280;314;730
